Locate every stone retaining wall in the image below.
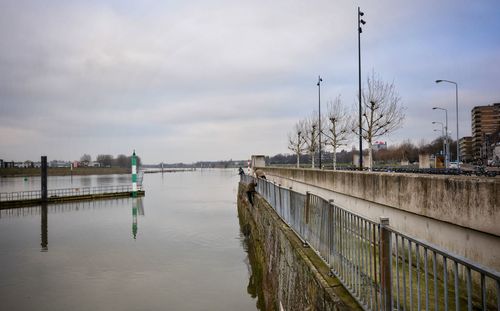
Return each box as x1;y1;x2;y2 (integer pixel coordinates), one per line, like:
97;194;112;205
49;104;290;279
259;167;499;237
237;182;361;311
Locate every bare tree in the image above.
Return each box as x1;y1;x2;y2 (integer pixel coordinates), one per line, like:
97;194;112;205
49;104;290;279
115;154;129;168
324;96;352;170
288;121;307;168
359;72;406;169
301;115;320;168
96;154;114;167
80;154;91;163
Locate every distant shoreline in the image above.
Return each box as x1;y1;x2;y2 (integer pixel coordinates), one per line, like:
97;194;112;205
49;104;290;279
0;167;130;177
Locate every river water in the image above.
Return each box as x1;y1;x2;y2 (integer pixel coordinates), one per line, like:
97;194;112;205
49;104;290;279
0;169;260;311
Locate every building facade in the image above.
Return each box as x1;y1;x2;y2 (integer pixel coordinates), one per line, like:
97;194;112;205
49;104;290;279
471;103;500;162
372;141;387;151
459;136;473;163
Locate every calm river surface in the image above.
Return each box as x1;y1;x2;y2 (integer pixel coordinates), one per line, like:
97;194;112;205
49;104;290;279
0;169;259;311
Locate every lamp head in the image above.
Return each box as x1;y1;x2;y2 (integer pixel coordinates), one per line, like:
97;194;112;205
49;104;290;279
361;19;366;25
435;80;443;83
359;11;364;16
432;107;438;110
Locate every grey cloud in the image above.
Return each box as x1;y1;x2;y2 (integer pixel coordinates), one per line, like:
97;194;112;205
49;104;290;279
1;0;499;162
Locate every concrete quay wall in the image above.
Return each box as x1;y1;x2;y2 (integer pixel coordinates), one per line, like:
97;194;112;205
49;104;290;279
258;167;500;271
237;182;361;311
259;167;499;236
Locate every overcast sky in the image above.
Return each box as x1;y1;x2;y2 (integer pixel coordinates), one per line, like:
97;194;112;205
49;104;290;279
1;0;499;163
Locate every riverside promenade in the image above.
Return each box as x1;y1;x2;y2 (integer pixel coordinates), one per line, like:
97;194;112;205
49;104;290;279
239;159;499;310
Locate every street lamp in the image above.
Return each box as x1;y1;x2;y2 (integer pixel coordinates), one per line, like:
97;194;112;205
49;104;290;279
317;76;323;169
358;7;366;169
433;107;449;168
432;121;446;162
436;79;459;169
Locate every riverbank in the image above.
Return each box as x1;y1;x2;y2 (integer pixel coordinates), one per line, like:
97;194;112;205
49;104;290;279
0;167;130;177
237;181;361;310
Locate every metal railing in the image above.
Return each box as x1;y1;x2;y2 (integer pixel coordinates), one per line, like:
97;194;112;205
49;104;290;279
241;174;500;310
387;227;500;310
0;185;142;202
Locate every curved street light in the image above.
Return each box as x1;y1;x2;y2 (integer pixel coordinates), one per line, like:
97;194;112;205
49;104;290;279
432;121;446;161
432;107;449;168
436;79;459;169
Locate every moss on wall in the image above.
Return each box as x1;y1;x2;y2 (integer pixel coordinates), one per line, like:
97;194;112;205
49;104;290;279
237;182;361;311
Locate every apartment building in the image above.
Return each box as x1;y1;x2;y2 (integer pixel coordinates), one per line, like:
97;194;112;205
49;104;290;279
471;103;500;161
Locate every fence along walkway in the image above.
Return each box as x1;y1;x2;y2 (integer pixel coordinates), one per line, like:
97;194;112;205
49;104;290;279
240;174;500;311
0;185;143;203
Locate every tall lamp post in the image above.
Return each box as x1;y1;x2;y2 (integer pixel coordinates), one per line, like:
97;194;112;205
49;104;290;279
436;79;459;169
432;122;446;163
358;7;366;169
433;107;449;168
317;76;323;169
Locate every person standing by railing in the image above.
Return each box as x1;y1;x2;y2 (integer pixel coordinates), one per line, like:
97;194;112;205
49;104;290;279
246;179;257;206
255;169;266;180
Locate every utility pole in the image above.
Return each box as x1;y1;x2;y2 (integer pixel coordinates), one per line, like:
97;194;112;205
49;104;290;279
436;80;460;169
317;76;323;169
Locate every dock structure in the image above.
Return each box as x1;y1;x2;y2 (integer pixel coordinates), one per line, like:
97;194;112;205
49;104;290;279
0;185;145;209
143;168;196;174
1;153;146;209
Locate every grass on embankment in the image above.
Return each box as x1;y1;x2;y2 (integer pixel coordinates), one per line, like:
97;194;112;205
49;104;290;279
0;167;130;177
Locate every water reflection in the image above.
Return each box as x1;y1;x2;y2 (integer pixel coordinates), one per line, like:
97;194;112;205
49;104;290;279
96;175;114;184
131;198;145;239
240;221;267;310
0;198;132;218
3;199;138;252
0;170;259;311
41;204;48;252
80;175;92;187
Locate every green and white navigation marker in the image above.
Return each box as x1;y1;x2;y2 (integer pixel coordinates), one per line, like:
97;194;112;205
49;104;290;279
131;150;137;198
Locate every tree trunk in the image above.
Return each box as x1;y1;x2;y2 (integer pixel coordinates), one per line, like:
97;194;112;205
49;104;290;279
333;146;337;170
368;142;373;170
296;153;300;168
311;151;315;168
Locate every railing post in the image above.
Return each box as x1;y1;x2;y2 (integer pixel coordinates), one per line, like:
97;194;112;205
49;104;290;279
380;216;392;311
305;191;311;225
303;191;311;247
278;184;282;215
